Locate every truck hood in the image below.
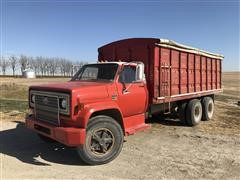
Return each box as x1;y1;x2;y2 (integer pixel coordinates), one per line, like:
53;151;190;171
30;81;111;101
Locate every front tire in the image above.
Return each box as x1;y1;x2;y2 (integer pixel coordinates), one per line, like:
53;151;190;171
76;115;124;165
202;97;214;121
186;99;202;126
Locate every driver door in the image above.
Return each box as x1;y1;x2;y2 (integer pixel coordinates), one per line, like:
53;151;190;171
116;65;148;117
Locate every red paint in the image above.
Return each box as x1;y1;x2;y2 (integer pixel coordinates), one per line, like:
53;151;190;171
98;38;222;104
26;38;223;147
26;70;149;144
124;113;150;135
26;116;85;146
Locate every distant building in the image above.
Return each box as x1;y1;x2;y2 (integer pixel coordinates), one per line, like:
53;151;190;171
23;69;36;78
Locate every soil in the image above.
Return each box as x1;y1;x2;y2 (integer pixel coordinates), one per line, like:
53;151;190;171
0;72;239;179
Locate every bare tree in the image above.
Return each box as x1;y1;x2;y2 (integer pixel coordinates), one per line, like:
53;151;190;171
48;58;59;76
46;58;55;76
19;55;28;75
65;60;73;76
0;54;81;77
0;57;9;75
0;56;2;74
38;56;46;76
44;58;50;76
72;61;86;75
9;55;18;76
60;58;67;76
29;57;39;75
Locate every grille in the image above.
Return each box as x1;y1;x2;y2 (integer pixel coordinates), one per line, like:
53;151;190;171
35;94;59;126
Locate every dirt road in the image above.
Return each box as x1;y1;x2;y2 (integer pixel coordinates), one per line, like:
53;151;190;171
0;73;240;179
1;101;240;180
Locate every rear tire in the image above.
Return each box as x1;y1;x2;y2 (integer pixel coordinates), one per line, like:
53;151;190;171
38;134;56;143
202;97;214;121
186;99;202;126
76;115;124;165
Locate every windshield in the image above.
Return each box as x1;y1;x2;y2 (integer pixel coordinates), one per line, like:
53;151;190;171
71;63;119;81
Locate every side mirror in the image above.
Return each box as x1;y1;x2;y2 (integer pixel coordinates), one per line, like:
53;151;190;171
135;63;145;82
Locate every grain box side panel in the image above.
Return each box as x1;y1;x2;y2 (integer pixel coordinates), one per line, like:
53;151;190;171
154;47;160;98
159;47;171;97
180;52;188;94
207;58;212;90
201;56;207;91
131;45;151;78
171;50;180;95
212;59;216;89
195;55;201;92
216;59;219;89
147;45;156;103
217;59;221;89
188;54;195;93
130;45;155;102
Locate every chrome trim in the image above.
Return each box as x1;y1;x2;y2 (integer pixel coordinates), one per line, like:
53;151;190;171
35;94;60;126
30;90;70;115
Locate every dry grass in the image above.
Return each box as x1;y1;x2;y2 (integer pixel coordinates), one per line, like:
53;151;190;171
221;72;240;97
0;77;70;86
0;77;69;117
0;83;28;100
0;77;69;100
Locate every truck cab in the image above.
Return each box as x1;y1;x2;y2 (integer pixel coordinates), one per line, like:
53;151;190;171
26;61;149;165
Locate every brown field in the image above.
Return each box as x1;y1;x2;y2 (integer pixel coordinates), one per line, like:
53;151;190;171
0;77;70;100
221;72;240;97
0;72;239;179
0;77;70;86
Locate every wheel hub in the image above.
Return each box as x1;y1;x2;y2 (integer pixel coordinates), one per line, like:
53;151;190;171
90;128;115;156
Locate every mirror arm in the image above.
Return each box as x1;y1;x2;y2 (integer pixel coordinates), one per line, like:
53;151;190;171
122;81;127;91
123;83;133;94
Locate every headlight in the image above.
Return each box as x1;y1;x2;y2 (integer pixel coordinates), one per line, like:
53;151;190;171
31;94;35;103
60;99;67;109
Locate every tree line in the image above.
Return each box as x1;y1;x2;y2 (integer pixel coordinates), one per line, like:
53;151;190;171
0;55;88;76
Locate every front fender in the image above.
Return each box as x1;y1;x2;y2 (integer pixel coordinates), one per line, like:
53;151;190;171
77;101;123;128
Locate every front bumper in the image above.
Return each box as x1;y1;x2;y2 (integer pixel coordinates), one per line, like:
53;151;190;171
25;115;86;147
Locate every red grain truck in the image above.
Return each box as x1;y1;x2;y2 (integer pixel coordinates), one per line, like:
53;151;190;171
26;38;223;165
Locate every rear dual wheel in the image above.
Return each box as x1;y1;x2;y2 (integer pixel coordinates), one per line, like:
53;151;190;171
202;97;214;121
179;97;214;126
179;99;202;126
186;99;202;126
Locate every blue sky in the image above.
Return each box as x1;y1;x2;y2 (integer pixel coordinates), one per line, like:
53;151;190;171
1;1;239;71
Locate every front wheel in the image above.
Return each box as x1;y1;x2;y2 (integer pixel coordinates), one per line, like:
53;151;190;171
76;115;124;165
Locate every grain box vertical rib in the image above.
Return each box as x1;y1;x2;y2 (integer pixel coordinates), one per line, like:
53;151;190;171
179;51;181;94
187;53;190;93
194;54;196;92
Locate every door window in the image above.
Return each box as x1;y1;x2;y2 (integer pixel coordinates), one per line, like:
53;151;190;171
119;66;136;83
